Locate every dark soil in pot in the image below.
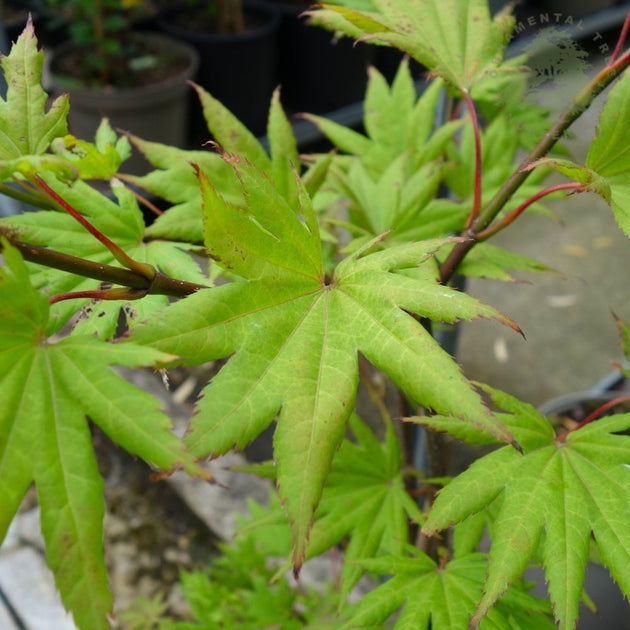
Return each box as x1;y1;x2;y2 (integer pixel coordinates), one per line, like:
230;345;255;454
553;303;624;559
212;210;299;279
166;4;269;34
50;32;199;175
157;0;280;143
51;32;193;91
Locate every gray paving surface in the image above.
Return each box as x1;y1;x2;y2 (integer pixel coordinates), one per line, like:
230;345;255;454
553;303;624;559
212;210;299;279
0;517;77;629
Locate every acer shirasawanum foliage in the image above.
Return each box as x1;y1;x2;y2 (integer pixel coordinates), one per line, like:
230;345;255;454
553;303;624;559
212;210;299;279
1;2;630;628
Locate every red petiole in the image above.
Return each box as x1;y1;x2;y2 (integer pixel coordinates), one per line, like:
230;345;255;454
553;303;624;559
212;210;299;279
475;182;583;240
609;9;630;65
462;89;483;230
557;394;630;441
32;173;155;281
49;287;149;305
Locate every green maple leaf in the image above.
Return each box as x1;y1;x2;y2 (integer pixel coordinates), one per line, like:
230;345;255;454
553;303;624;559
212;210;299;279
586;68;630;238
341;549;554;629
0;19;68;160
305;63;462;181
128;153;518;569
422;385;630;630
0;19;77;182
126;85;304;244
305;414;423;600
304;64;463;252
246;414;425;600
0;242;211;629
50;117;132;180
309;0;515;92
0;22;128;185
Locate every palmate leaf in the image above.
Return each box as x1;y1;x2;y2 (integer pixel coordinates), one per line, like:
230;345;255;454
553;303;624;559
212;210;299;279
127;85;306;243
0;22;124;184
306;414;423;600
252;413;425;600
236;413;422;601
338;155;445;237
50;118;132;180
305;64;462;181
0;242;212;630
128;152;518;570
422;385;630;630
0;20;78;184
342;549;554;629
0;19;68;161
305;64;462;244
309;0;515;92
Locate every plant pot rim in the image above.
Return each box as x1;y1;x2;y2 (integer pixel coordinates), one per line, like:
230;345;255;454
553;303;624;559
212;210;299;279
157;0;281;45
50;31;200;97
538;389;630;416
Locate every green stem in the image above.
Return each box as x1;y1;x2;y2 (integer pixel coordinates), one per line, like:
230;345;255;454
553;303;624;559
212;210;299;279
0;233;209;298
439;53;630;285
0;180;50;209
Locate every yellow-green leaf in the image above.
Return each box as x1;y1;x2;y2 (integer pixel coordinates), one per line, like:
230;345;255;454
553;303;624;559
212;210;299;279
310;0;515;92
423;386;630;630
0;243;211;630
129;156;518;572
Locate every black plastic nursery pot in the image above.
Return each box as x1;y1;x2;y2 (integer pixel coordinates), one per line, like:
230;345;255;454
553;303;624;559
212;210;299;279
50;32;199;176
157;0;281;144
270;0;372;115
538;388;630;423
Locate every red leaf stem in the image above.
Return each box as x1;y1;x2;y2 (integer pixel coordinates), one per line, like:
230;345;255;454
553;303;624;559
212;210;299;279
32;174;155;280
462;89;482;230
608;47;630;74
49;287;149;305
475;182;582;240
609;9;630;65
557;394;630;441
